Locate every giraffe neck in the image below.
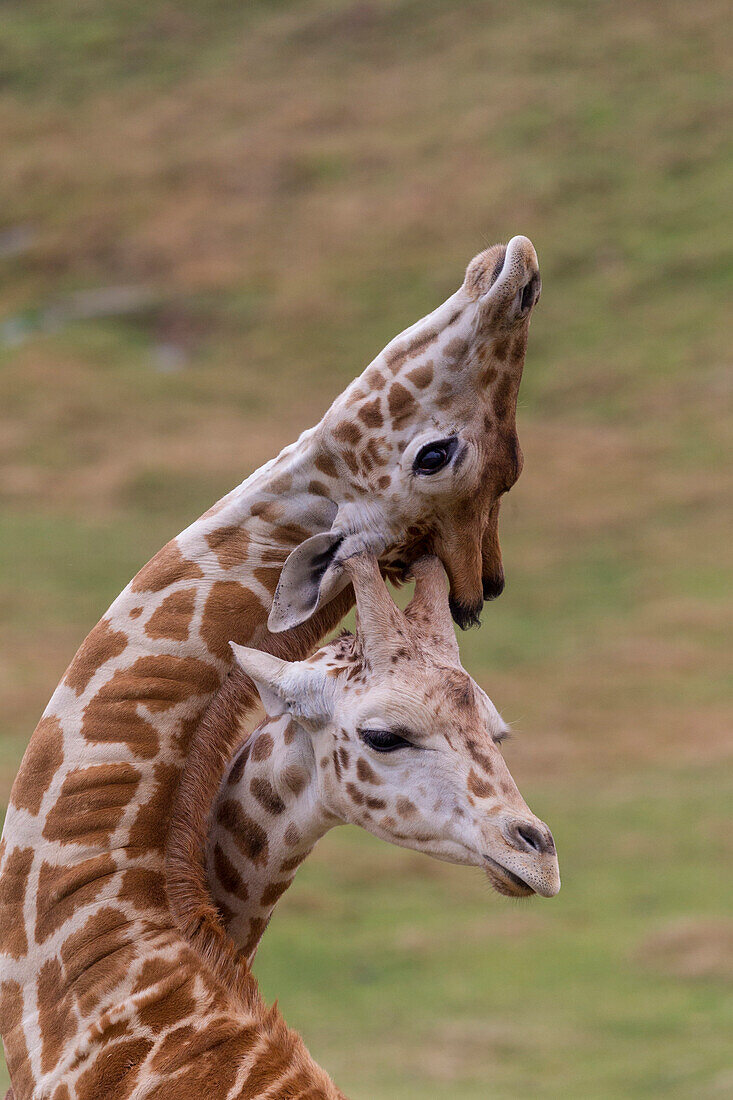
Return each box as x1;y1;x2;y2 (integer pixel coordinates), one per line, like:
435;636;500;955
0;427;353;1097
206;714;333;961
4;424;331;859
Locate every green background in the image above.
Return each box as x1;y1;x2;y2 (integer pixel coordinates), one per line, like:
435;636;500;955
1;1;731;1095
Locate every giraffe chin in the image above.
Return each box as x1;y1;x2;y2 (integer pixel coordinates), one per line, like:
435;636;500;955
483;856;535;899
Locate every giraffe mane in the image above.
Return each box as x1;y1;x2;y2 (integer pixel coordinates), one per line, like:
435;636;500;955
165;589;353;1008
165;665;261;1011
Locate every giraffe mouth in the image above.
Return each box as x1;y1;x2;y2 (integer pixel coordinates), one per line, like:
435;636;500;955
483;855;535;898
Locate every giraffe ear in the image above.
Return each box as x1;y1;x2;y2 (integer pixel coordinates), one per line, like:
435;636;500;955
268;531;348;633
230;642;334;723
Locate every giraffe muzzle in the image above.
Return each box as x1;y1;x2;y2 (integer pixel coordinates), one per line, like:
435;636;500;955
482;814;560;899
488;235;540;299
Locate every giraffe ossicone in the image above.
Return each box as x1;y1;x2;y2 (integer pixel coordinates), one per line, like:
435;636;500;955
205;553;560;961
0;237;541;1099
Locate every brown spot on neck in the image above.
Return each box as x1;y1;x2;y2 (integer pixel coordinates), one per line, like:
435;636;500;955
10;714;64;816
217;800;269;866
0;847;33;959
282;765;307;796
205;526;251;570
314;451;339;478
128;761;181;853
213;843;249;902
43;763;141;847
37;959;77;1076
200;581;264;661
250;776;286;816
144;588;196;641
64;618;128;696
131;540;203;594
251;732;274;762
0;983;34;1099
35;854;116;945
259;879;292;908
333;420;363;446
407;362;434;389
253;566;281;596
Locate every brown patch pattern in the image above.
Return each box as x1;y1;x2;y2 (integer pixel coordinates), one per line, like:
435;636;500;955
250;777;286;816
387;381;418;428
64;618;128;695
10;714;64;816
35;854;116;944
128;761;181;853
144;588;197;641
38;959;77;1075
213;843;249;902
75;1036;153;1100
468;768;494;798
200;581;264;660
43;763;141;847
0;847;33;958
357;398;384;428
250;733;273;762
0;982;34;1098
81;655;220;758
131;540;203;593
407;362;434;388
217;800;269;866
205;526;251;570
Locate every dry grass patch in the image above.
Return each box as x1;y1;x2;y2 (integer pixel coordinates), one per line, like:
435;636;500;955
637;919;733;981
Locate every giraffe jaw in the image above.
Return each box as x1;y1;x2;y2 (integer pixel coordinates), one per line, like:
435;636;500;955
483;855;536;898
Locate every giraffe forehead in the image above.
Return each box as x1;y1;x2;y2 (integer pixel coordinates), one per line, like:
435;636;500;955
337;668;487;733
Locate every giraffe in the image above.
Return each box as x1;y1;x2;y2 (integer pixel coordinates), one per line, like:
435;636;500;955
201;554;560;968
0;236;541;1098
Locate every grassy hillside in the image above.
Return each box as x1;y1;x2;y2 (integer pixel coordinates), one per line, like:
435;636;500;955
1;1;731;1095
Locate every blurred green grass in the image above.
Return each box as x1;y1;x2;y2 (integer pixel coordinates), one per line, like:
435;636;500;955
1;0;731;1095
258;767;733;1099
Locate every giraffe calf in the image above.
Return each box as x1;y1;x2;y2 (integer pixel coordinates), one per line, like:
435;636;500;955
202;553;560;965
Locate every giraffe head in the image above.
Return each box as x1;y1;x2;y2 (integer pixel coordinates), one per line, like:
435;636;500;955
236;553;559;900
270;235;541;633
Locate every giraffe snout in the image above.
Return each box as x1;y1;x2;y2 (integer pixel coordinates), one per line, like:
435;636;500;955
481;812;560;898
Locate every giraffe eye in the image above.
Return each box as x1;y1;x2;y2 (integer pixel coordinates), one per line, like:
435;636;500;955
359;729;411;753
413;437;458;475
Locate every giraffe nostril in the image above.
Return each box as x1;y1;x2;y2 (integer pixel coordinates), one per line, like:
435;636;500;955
519;272;541;313
517;824;542;852
505;819;555;856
